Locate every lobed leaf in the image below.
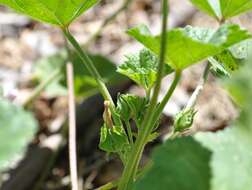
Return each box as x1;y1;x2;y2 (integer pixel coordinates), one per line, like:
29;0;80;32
133;137;211;190
189;0;252;20
0;98;38;171
116;94;148;125
99;124;129;153
127;24;251;70
0;0;99;27
117;49;173;91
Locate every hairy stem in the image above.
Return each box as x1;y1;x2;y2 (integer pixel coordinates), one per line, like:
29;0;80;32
125;120;134;145
62;28;114;107
118;1;169;189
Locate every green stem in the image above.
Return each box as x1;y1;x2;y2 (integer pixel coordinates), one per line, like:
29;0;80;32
62;28;114;107
118;1;169;189
151;71;181;125
118;72;180;190
125;121;134;145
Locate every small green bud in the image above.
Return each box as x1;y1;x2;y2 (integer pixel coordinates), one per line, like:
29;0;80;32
174;109;197;132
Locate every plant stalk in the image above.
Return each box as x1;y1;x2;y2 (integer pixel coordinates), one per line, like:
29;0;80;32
62;28;114;107
118;0;170;189
67;62;79;190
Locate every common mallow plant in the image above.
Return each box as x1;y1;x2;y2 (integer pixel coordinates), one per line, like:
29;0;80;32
1;0;252;190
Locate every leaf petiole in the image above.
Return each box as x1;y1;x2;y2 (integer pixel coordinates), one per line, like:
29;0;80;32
62;27;115;108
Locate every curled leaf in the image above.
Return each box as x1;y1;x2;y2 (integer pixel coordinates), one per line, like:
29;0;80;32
117;49;173;91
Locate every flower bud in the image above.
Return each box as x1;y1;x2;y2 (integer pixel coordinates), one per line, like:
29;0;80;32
174;109;197;132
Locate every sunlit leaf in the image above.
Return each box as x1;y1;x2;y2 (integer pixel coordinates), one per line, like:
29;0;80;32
133;137;211;190
0;0;99;27
189;0;252;20
127;24;251;70
190;0;221;19
0;98;38;171
117;49;173;91
220;0;252;19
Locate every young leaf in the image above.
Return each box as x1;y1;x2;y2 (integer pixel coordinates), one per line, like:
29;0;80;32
133;137;211;190
116;94;148;125
117;49;173;91
0;98;38;171
0;0;99;27
127;24;251;70
190;0;252;20
99;124;129;153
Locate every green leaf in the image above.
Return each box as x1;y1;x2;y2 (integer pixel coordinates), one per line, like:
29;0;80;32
99;124;129;153
34;51;126;99
133;137;211;190
223;56;252;128
196;127;252;190
0;98;38;171
209;39;252;78
220;0;252;19
209;57;231;78
195;57;252;190
190;0;252;20
190;0;221;19
0;0;99;27
209;50;239;77
117;49;173;91
127;24;251;70
116;94;148;125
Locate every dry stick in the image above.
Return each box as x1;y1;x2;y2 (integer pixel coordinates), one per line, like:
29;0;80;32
67;62;79;190
185;62;210;111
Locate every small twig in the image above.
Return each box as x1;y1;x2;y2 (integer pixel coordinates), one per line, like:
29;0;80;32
84;0;133;47
23;67;62;108
67;62;79;190
185;59;211;110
